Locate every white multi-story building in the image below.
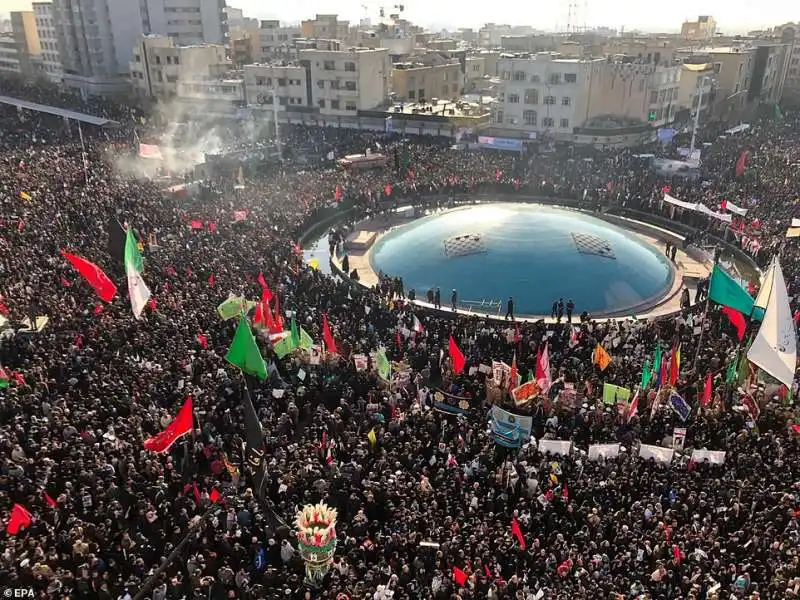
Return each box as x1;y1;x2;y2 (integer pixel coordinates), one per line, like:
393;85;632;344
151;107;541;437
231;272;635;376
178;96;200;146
0;35;23;74
32;2;62;81
52;0;226;96
493;53;604;140
243;63;309;110
299;47;390;116
257;20;301;61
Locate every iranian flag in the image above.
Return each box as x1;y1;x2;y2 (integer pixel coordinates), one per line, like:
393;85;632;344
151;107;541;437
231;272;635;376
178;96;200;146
125;228;151;319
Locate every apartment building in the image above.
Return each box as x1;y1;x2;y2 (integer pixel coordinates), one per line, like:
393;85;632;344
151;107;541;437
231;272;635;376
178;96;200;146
677;60;715;119
299;47;390;116
130;35;228;101
585;60;682;128
392;54;462;102
465;55;487;91
774;23;800;100
243;63;309;110
747;42;792;106
681;16;716;41
493;53;604;140
300;15;349;42
677;46;754;121
176;76;244;104
32;3;62;81
0;11;41;76
52;0;226;96
257;20;302;61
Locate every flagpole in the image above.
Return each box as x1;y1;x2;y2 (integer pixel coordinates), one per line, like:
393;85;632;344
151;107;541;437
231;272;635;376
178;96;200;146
691;253;718;372
77;122;89;185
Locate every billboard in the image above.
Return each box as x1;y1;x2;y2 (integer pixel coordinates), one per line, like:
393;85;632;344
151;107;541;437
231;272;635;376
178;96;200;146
477;136;524;152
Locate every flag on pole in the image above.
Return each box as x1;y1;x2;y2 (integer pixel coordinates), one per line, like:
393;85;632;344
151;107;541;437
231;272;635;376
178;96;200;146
452;567;468;587
376;347;391;380
448;335;466;374
668;344;681;386
412;314;424;333
226;318;268;380
511;516;527;550
143;396;193;453
536;343;552;392
322;313;337;353
124;229;151;319
626;388;640;422
700;373;713;408
640;357;652;389
242;377;268;499
593;344;612;371
709;264;759;318
61;251;117;302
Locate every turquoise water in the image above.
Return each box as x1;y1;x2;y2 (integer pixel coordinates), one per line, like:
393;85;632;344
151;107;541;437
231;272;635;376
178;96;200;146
369;204;673;316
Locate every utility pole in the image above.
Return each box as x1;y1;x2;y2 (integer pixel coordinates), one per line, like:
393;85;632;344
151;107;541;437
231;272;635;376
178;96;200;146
689;76;706;155
272;89;281;161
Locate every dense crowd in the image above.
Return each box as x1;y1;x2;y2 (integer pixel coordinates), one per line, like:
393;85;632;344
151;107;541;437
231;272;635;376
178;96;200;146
1;79;800;600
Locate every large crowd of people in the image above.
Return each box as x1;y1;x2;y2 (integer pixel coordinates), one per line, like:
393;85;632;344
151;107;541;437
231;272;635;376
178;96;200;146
1;77;799;600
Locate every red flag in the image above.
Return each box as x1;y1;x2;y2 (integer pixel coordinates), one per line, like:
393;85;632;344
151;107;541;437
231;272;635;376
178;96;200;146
721;306;746;341
190;220;204;230
192;483;201;504
508;352;518;390
452;566;468;587
735;150;749;177
322;313;337;353
562;482;568;502
659;357;668;389
448;335;465;374
384;183;393;196
208;274;216;286
43;492;57;508
256;272;273;301
700;372;713;408
197;333;208;349
148;298;157;312
668;345;679;386
626;389;640;423
536;343;552;391
672;544;682;564
61;251;117;302
143;397;193;453
209;488;223;504
511;517;526;550
6;504;32;535
208;221;217;233
792;424;800;434
273;293;284;331
484;565;492;579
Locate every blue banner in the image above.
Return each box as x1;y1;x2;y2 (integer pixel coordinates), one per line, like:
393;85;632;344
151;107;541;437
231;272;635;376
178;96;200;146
477;136;524;152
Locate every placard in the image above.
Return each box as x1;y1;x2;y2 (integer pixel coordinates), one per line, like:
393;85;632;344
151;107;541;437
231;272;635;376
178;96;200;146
538;439;572;456
690;449;726;465
639;444;674;464
588;443;620;461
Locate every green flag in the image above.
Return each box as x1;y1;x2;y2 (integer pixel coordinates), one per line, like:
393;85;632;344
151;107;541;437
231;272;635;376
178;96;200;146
290;317;300;347
273;333;296;359
299;327;314;350
376;347;391;380
641;357;652;389
602;383;630;405
0;367;9;389
709;265;756;317
226;318;268;380
218;296;256;321
725;352;738;384
736;347;749;387
652;345;663;381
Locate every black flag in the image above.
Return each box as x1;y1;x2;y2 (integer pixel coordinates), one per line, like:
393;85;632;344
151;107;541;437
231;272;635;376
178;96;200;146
107;216;126;267
242;376;268;500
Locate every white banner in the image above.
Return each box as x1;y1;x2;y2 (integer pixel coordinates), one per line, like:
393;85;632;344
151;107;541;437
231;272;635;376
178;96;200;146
690;449;726;465
639;444;674;464
588;443;620;461
538;439;572;456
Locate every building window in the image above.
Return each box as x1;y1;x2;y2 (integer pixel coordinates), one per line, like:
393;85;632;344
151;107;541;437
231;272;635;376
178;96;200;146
524;89;538;104
442;85;448;95
507;93;520;103
523;110;537;125
564;73;577;83
344;81;356;91
513;70;526;81
331;99;340;110
560;118;569;128
316;80;325;88
317;99;325;108
408;90;415;99
346;101;357;111
501;70;510;80
330;80;340;89
323;60;335;70
543;95;555;105
562;96;571;106
256;77;265;86
649;91;658;104
418;88;425;100
713;62;722;74
344;61;356;71
278;78;286;86
155;56;161;64
495;109;504;124
542;117;554;127
530;74;540;82
548;73;560;84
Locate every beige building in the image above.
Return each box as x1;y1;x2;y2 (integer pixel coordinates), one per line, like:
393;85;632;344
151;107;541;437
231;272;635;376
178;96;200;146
465;55;487;91
681;16;716;41
603;36;680;65
130;36;229;101
392;54;462;102
585;61;681;128
0;11;40;75
299;47;390;116
243;63;309;110
32;2;61;81
773;23;800;100
300;14;350;42
176;77;245;104
257;21;302;61
677;47;753;121
676;61;715;118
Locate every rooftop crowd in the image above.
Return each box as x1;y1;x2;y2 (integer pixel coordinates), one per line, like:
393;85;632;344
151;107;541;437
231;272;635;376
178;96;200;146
0;77;799;600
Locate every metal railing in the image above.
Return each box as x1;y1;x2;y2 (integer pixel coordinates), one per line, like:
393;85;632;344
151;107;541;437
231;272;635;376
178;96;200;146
459;298;503;315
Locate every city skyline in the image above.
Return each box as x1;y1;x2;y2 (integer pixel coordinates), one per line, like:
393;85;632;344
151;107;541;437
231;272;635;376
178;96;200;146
1;0;798;34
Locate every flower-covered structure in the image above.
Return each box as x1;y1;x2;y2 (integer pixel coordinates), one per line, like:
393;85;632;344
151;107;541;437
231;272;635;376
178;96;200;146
295;503;338;583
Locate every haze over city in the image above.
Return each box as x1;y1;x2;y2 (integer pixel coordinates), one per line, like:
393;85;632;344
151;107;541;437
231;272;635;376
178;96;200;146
1;0;798;33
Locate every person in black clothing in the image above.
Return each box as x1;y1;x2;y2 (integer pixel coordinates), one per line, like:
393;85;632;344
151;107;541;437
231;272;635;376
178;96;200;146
505;296;514;320
566;298;575;323
556;298;564;323
551;299;558;319
450;289;458;312
434;287;441;309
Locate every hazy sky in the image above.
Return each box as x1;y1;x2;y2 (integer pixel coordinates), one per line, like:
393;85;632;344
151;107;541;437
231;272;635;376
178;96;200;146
2;0;796;34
